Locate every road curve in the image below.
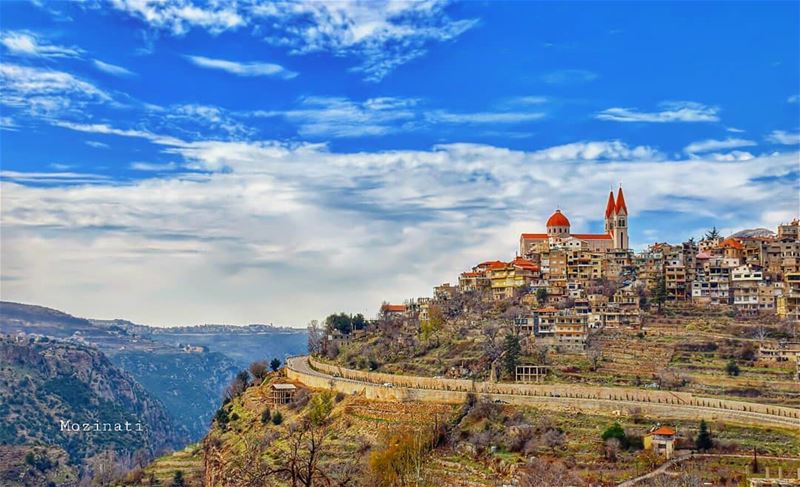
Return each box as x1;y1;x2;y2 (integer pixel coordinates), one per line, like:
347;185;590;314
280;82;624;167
286;356;800;430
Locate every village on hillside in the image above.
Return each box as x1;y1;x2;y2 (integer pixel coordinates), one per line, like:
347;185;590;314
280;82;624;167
353;188;800;383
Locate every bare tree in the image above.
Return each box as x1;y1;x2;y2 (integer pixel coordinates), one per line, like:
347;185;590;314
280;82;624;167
85;450;124;487
541;428;566;454
586;336;603;372
531;344;550;365
482;323;501;360
224;433;280;487
307;320;324;355
249;360;269;380
754;324;769;343
604;438;621;462
516;458;582;487
279;419;331;487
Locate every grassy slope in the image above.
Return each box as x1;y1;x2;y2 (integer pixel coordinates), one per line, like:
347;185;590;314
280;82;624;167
141;368;800;487
332;303;800;408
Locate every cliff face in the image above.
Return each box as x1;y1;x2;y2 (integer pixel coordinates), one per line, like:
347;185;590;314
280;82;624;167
0;336;181;468
111;350;238;440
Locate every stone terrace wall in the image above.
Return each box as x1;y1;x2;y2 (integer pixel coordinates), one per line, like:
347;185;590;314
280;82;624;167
304;357;800;427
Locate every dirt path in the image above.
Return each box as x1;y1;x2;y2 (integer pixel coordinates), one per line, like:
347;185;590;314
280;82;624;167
617;452;800;486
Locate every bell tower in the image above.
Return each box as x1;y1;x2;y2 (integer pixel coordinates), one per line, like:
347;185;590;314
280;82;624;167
612;187;629;250
604;190;616;235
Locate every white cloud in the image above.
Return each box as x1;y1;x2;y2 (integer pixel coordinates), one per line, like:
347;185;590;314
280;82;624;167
0;31;81;58
788;94;798;104
85;141;110;149
0;116;18;131
541;69;598;84
253;96;418;138
426;110;545;124
530;141;661;161
52;121;184;146
683;137;756;154
704;151;755;161
726;127;745;133
109;0;244;35
596;101;720;123
4;136;795;326
93;59;136;77
1;170;110;184
253;96;549;138
767;130;800;145
0;63;110;117
510;96;549;106
108;1;476;82
249;0;478;82
130;161;178;171
185;55;297;79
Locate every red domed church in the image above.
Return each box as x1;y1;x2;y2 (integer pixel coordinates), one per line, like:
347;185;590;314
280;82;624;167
519;188;629;255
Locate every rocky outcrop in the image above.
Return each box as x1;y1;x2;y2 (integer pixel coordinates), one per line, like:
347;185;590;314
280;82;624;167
0;336;181;468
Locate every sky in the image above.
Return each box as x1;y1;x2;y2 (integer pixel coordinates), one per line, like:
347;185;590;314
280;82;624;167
1;0;799;327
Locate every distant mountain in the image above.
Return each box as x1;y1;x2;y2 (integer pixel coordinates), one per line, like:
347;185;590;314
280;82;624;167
147;325;308;370
0;301;307;442
0;337;180;469
730;228;776;238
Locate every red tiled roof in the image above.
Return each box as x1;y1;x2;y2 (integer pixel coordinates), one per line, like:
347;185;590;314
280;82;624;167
650;426;676;436
605;191;616;218
461;271;481;278
546;210;570;227
477;260;506;268
572;233;612;240
536;307;559;313
615;187;628;214
720;238;744;250
521;233;548;240
512;257;540;272
381;304;406;313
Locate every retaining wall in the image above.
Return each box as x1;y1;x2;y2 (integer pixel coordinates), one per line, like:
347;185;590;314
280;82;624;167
288;356;800;428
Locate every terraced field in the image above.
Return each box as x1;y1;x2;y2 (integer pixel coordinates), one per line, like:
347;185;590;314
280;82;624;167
143;444;204;487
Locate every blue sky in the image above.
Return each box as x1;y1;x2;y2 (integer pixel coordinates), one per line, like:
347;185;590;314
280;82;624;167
1;0;798;326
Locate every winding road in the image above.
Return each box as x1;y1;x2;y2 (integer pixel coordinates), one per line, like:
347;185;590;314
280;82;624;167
286;356;800;430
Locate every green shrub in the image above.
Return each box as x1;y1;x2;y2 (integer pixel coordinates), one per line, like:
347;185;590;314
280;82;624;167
601;422;628;448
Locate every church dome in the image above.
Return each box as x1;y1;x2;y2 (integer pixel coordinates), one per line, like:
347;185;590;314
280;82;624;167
546;210;570;227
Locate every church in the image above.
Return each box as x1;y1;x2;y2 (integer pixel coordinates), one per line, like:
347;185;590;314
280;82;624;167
519;188;629;255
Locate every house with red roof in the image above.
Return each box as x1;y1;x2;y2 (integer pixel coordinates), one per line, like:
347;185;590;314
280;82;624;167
644;425;677;459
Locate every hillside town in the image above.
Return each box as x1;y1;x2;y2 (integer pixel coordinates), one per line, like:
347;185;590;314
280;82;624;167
375;188;800;377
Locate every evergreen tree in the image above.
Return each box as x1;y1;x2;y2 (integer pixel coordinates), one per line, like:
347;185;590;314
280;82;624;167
270;358;282;372
502;334;521;378
653;274;668;313
696;420;713;450
704;226;721;241
601;422;628;448
725;359;740;377
170;470;185;487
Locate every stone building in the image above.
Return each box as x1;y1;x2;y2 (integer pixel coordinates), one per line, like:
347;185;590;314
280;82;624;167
643;425;676;459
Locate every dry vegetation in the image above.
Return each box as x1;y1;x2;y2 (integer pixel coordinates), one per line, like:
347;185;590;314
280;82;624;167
132;369;799;487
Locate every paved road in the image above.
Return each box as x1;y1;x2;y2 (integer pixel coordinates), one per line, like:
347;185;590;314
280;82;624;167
286;356;800;430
